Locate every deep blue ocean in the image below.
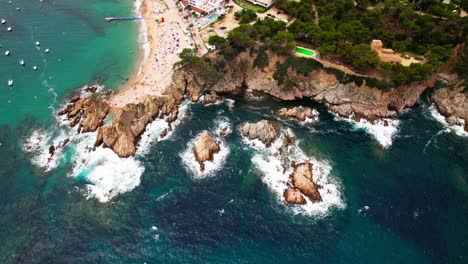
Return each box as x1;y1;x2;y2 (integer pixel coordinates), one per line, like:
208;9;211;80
1;0;467;263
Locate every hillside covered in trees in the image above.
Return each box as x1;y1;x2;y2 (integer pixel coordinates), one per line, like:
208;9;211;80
210;0;468;87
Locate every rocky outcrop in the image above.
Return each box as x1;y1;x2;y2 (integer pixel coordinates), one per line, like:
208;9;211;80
289;163;322;203
431;82;468;131
203;92;223;105
278;106;318;122
193;131;221;172
95;91;183;157
58;97;109;133
241;120;280;147
283;188;306;204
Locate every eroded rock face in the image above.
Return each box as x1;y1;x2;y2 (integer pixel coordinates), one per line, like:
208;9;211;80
431;82;468;131
283;188;306;204
58;97;109;133
95;93;183;158
241;120;280;147
171;49;435;122
290;163;322;203
278;106;318;122
203;92;223;105
193;131;221;172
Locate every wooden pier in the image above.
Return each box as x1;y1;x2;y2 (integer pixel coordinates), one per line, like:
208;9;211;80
105;17;143;22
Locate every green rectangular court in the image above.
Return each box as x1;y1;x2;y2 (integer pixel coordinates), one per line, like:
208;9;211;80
295;47;316;57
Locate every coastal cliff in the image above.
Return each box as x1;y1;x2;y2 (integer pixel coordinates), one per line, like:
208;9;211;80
170;50;436;122
58;49;441;158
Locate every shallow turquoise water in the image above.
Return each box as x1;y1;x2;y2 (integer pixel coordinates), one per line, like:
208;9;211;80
0;1;468;263
0;0;138;126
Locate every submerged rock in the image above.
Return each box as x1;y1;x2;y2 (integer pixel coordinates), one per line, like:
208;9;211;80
193;131;221;172
278;106;318;122
241;120;280;147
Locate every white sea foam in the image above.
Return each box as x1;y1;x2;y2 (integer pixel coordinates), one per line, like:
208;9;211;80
225;99;235;110
334;114;399;148
23;129;69;172
134;0;150;76
137;101;190;155
214;116;232;137
243;128;345;217
68;131;145;203
429;105;467;137
180;133;230;179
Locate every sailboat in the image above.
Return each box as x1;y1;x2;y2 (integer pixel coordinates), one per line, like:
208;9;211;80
8;80;13;86
19;59;25;66
1;18;6;24
5;50;10;56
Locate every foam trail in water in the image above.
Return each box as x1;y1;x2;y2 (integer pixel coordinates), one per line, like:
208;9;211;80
429;106;467;137
334;115;399;148
243;129;345;217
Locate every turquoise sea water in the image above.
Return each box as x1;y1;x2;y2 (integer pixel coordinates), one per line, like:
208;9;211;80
1;1;468;263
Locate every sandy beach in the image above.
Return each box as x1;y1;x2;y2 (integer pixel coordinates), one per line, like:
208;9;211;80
110;0;205;108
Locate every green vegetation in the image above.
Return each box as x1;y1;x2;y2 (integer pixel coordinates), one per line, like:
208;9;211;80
232;0;267;13
253;46;269;69
214;0;468;88
273;56;322;85
208;35;229;49
234;9;258;24
275;0;468;85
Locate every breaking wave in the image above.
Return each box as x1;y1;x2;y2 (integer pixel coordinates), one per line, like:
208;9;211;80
242;128;345;217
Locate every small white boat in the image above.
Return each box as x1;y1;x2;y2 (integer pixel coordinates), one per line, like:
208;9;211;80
5;50;10;56
7;27;12;32
1;19;5;24
33;66;37;70
35;41;40;46
16;7;20;11
19;59;25;66
8;80;13;86
45;48;49;53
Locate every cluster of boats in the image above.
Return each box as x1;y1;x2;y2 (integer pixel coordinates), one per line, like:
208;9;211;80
3;2;51;87
3;38;51;86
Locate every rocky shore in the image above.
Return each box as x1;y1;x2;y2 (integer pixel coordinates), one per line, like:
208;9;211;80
170;50;436;122
59;88;184;158
431;81;467;132
56;48;450;159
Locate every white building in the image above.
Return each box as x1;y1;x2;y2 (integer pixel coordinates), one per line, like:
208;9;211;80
246;0;274;8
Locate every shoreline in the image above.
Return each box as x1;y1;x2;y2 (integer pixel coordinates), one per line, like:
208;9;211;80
110;0;206;110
